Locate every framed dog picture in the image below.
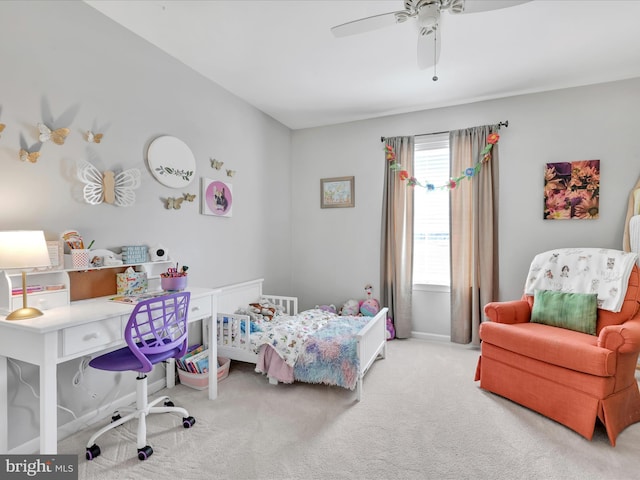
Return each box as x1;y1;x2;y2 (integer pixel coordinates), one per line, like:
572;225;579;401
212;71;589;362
201;178;233;217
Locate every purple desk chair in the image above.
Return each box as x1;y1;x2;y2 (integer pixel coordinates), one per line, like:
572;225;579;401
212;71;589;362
85;292;195;461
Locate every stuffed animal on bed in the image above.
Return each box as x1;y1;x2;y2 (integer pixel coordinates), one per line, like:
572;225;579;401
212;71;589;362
236;300;285;322
340;299;360;316
315;304;337;314
360;284;381;316
360;298;380;316
249;300;285;321
235;306;262;322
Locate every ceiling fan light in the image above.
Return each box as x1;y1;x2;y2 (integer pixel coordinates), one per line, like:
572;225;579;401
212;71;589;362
417;3;440;28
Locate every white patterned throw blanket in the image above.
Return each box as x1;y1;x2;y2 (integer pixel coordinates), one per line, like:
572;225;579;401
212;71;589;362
524;248;638;312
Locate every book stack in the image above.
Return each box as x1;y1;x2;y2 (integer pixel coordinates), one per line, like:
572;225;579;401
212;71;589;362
177;344;211;374
12;285;44;296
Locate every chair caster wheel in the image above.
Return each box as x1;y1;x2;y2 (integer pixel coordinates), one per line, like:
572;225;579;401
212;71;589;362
86;444;101;461
164;400;174;407
137;445;153;460
183;416;196;428
111;413;121;422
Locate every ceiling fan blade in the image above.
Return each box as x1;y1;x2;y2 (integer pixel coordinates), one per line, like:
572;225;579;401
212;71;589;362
417;29;441;70
454;0;531;14
331;11;409;37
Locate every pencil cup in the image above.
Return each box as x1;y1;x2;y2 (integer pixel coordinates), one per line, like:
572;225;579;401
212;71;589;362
161;276;188;292
71;249;90;269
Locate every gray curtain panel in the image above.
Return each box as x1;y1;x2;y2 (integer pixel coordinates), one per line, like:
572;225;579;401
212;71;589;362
449;125;499;345
380;136;414;339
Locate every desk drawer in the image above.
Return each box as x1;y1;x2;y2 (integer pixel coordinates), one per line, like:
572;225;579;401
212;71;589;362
62;316;124;357
189;296;212;320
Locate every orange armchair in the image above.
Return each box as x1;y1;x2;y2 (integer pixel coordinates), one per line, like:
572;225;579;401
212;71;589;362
475;265;640;446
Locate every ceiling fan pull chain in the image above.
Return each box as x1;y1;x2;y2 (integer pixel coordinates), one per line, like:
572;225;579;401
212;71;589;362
432;28;439;82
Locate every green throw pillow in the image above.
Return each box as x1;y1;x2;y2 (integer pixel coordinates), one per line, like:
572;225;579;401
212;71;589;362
531;290;597;335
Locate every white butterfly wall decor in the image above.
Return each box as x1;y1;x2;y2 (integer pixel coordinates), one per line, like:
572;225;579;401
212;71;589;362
226;169;235;178
77;159;141;207
211;158;223;170
183;193;196;202
38;123;70;145
19;148;40;163
85;131;103;143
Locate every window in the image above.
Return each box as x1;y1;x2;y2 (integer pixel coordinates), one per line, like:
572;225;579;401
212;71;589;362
413;133;450;286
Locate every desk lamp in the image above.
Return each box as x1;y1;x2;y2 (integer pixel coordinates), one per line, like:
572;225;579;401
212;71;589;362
0;230;51;320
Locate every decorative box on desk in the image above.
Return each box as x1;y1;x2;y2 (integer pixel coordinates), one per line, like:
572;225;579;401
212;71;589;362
116;267;148;295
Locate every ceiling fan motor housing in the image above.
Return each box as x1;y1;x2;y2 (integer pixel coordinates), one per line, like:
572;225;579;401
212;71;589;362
418;3;440;29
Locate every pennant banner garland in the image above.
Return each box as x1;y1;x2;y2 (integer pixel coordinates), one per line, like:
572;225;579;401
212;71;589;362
386;132;499;191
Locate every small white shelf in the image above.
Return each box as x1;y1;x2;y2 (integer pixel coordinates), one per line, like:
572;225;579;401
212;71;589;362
0;260;173;316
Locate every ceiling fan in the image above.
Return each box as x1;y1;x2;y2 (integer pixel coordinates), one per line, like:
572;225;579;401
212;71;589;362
331;0;530;78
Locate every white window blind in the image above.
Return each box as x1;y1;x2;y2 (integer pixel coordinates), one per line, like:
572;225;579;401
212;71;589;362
413;133;450;286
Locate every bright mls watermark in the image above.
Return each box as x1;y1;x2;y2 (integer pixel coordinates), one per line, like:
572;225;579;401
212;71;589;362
0;455;77;479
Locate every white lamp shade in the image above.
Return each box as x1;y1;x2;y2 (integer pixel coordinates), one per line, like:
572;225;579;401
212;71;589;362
0;231;51;269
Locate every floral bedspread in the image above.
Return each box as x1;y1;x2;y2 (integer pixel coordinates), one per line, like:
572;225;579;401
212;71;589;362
293;315;370;390
252;309;337;366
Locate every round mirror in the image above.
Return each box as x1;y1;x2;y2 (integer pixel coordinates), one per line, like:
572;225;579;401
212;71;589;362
147;136;196;188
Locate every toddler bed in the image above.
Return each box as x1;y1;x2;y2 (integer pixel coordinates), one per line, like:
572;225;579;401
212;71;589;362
215;278;388;401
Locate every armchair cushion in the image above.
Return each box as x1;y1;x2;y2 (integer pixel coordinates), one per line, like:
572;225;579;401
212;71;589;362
479;322;615;377
531;290;598;335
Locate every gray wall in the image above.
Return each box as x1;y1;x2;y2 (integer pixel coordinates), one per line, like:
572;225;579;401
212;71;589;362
0;1;292;450
291;78;640;338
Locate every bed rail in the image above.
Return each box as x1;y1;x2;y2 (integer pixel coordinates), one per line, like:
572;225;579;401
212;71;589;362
261;294;298;315
356;307;388;401
217;312;259;363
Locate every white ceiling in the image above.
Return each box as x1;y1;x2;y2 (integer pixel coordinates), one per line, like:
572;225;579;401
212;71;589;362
84;0;640;130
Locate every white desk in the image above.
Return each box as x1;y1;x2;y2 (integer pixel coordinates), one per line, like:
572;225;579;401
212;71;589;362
0;286;219;454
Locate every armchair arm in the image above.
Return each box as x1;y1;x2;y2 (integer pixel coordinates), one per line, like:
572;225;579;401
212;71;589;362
484;300;531;324
598;317;640;354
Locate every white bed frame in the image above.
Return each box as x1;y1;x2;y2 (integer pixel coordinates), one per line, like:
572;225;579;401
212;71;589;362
216;278;388;401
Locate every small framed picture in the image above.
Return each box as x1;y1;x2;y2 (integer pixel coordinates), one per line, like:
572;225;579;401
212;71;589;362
35;240;64;271
201;177;233;217
321;176;355;208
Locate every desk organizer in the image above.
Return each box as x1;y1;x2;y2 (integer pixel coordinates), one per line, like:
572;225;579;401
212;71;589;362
71;249;90;269
161;275;188;292
178;357;230;390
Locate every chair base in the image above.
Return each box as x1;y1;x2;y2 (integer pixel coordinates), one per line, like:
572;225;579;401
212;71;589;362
85;373;195;461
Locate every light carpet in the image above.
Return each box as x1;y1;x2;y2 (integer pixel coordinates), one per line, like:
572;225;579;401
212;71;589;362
58;339;640;480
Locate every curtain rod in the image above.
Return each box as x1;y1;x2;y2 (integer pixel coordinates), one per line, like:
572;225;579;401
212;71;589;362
380;120;509;143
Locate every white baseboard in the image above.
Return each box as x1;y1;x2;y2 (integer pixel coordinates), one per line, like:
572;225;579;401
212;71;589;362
410;331;450;343
8;378;167;455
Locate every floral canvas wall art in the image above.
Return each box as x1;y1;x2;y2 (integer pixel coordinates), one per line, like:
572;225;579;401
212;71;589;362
544;160;600;220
